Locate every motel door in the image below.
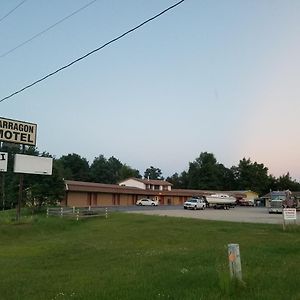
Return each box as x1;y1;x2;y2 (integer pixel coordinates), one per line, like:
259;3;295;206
113;194;120;205
92;193;97;206
87;193;97;206
159;196;164;205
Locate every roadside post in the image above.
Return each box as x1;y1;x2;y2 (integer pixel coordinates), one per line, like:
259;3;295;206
228;243;242;281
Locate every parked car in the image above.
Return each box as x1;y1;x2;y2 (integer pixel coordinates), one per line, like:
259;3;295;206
136;198;158;206
184;198;206;210
237;199;254;206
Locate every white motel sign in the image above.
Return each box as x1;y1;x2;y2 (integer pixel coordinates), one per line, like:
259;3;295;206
0;117;37;146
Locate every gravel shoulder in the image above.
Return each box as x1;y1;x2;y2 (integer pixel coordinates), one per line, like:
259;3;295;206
127;206;300;224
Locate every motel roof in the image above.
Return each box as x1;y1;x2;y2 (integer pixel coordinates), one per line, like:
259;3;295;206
65;180;246;198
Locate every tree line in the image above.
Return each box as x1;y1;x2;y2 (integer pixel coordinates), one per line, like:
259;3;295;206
1;143;300;209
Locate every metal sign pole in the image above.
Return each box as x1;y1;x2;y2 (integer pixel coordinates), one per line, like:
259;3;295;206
0;142;1;210
16;144;25;222
2;173;4;211
0;144;7;211
16;174;23;221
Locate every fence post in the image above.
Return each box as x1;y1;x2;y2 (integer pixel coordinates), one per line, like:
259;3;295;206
72;206;75;214
88;206;91;211
76;209;79;221
105;207;108;219
228;243;242;281
60;207;63;218
46;207;49;218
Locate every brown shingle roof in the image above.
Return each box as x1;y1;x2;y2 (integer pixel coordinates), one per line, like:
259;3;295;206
65;180;145;195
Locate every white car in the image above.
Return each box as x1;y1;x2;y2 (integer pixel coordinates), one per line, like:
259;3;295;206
136;198;158;206
184;198;206;210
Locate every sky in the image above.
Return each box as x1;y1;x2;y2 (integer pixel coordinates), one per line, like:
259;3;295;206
1;0;300;179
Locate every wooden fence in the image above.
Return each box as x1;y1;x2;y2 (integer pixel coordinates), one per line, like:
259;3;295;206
46;206;108;220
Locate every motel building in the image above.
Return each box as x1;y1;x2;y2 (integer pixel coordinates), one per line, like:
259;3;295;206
62;178;247;207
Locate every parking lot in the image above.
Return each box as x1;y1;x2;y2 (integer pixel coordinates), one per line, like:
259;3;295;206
126;206;300;225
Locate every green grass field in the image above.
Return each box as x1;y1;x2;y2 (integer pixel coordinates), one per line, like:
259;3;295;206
0;210;299;300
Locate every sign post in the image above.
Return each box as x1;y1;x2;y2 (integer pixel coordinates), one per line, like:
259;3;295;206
16;145;25;222
14;153;53;221
0;117;37;221
17;173;24;222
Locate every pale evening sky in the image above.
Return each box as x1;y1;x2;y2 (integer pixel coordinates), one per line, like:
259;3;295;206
1;0;300;179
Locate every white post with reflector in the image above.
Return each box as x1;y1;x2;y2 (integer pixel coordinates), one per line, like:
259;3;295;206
228;243;242;281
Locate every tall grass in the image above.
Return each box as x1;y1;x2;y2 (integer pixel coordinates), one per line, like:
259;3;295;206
0;210;299;299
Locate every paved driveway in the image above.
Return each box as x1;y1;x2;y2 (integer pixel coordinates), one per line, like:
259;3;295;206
126;206;300;225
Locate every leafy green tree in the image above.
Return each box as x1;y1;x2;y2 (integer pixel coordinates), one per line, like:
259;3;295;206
119;164;141;181
166;171;189;188
0;144;65;209
24;158;65;208
187;152;225;190
232;158;270;195
144;166;164;180
107;156;123;183
268;175;278;192
0;143;22;208
271;172;300;191
57;153;90;181
218;164;236;190
89;155;110;183
90;155;141;183
166;172;181;188
180;171;190;189
0;171;19;209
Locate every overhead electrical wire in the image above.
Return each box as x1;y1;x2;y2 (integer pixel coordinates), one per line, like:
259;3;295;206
0;0;185;104
0;0;28;24
0;0;99;58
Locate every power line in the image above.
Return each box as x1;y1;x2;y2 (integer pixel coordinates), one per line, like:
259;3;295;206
0;0;98;58
0;0;185;104
0;0;28;24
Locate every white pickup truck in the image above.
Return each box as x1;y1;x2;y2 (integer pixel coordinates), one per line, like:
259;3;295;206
183;198;206;210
